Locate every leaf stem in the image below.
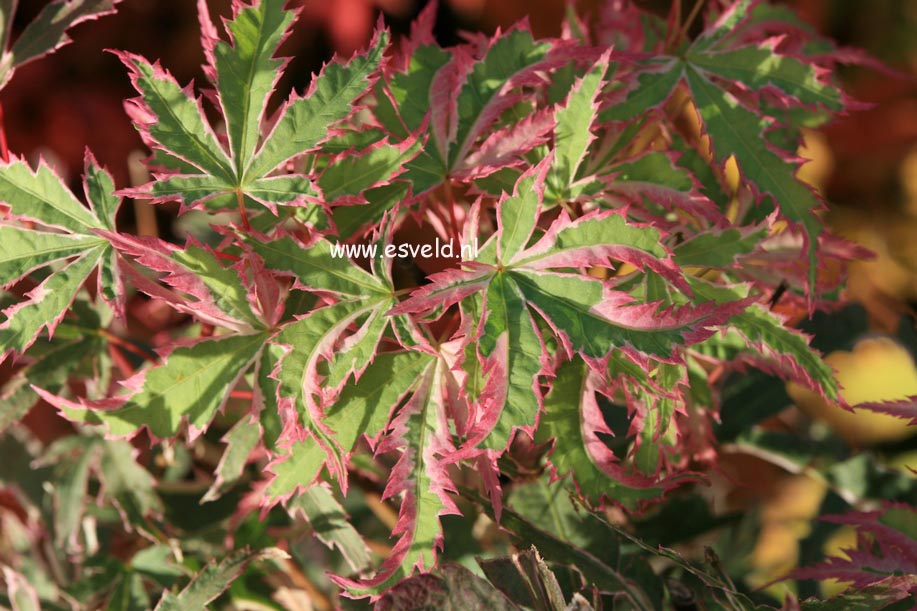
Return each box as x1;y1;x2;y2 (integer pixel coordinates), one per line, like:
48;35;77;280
278;557;333;611
235;189;251;231
443;178;462;240
626;121;662;158
674;0;706;48
666;0;683;50
363;490;399;530
98;328;159;364
392;286;417;297
108;343;136;377
213;250;241;263
0;101;9;163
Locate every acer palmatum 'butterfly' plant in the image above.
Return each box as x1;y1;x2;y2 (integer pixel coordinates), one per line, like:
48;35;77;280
2;0;916;608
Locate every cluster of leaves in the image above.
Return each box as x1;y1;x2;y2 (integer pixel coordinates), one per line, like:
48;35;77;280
1;0;915;608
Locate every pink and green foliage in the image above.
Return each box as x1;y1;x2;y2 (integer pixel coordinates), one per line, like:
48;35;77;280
791;504;917;590
0;0;122;91
1;0;916;608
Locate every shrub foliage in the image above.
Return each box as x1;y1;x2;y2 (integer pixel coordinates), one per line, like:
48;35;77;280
1;0;915;609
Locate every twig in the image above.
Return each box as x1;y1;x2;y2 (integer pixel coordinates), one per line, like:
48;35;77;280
673;0;706;48
99;328;159;363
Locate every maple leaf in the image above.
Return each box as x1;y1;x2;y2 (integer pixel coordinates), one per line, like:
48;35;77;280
1;566;41;611
790;503;917;592
40;225;414;472
536;358;671;509
99;231;265;333
374;20;563;198
688;278;839;401
202;415;262;503
548;51;608;196
121;0;392;220
35;435;162;554
332;351;460;597
857;395;917;425
318;134;422;208
249;223;450;488
515;52;727;231
155;548;288;611
0;327;105;433
673;226;767;269
391;162;739;458
0;0;121;90
258;346;432;506
40;332;268;440
0;153;123;361
598;0;846;298
287;484;372;573
248;235;400;421
260;344;460;597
